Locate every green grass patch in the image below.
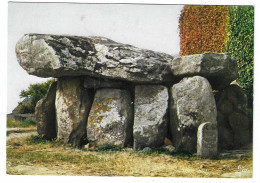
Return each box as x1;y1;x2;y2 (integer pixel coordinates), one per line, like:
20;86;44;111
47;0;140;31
26;135;63;147
7;118;37;128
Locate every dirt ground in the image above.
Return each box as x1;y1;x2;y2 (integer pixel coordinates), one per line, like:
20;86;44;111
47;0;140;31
6;128;253;177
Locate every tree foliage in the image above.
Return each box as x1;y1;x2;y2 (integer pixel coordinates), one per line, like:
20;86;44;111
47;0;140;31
17;79;55;114
179;5;254;105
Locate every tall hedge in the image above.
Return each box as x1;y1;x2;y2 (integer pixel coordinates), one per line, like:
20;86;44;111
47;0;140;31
179;5;254;105
179;5;229;55
226;6;254;105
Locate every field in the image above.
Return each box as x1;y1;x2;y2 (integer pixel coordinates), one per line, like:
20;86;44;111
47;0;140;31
6;127;252;178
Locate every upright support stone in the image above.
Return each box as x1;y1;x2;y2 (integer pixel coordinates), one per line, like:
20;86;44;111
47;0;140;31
197;122;218;158
87;88;133;147
55;77;94;147
133;85;168;150
35;81;57;140
170;76;217;153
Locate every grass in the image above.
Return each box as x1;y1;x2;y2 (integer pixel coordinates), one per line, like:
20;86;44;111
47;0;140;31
7;118;37;128
6;134;253;177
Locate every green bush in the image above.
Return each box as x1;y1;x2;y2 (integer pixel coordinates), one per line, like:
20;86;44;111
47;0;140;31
17;79;55;114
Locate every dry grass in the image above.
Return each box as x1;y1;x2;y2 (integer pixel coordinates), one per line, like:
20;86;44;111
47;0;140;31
6;133;253;177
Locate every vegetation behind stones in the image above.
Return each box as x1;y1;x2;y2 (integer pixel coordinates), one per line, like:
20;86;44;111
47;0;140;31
179;5;254;105
17;79;55;114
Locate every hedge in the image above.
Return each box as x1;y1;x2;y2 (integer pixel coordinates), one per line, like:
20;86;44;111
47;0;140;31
179;5;229;55
179;5;254;105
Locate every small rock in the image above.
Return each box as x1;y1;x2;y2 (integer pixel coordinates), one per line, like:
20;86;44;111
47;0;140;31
142;147;152;152
200;164;205;169
164;145;176;153
222;165;227;171
84;143;90;150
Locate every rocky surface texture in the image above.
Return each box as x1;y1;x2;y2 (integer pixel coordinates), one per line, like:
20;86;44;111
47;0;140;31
171;53;238;89
170;76;217;153
16;34;174;83
35;81;57;140
87;88;133;147
133;85;168;150
15;33;252;158
215;85;252;150
55;77;94;147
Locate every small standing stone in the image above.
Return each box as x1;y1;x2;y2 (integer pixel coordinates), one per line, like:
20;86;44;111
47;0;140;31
197;122;218;158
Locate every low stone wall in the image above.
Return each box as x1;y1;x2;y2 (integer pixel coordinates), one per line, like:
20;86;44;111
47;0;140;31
7;113;35;122
15;34;252;158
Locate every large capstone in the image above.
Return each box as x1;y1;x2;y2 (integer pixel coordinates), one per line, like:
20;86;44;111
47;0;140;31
171;53;238;89
170;76;217;153
35;81;57;140
16;34;174;83
87;88;133;147
83;76;130;89
133;85;168;150
197;122;218;158
55;77;94;147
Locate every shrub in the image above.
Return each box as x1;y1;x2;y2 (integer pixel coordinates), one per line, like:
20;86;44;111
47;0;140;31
17;79;55;114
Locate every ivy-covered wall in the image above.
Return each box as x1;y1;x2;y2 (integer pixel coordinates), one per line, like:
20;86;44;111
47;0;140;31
226;6;254;105
179;5;254;105
179;5;229;56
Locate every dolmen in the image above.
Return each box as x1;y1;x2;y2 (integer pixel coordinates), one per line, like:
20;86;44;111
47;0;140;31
16;34;252;158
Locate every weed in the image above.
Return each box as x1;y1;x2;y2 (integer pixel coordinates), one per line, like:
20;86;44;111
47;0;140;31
93;144;122;153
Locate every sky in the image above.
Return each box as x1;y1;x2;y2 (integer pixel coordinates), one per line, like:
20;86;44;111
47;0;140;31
7;2;183;113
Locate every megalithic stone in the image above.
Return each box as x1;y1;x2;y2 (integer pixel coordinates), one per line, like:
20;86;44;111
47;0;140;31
171;53;238;89
15;34;174;83
87;88;133;147
55;77;94;147
197;122;218;158
35;81;57;140
169;76;217;153
133;85;169;150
